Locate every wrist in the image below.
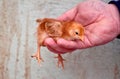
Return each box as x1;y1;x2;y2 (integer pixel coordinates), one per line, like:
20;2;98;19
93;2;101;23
109;0;120;38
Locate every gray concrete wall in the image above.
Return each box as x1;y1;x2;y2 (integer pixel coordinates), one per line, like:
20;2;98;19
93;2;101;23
0;0;120;79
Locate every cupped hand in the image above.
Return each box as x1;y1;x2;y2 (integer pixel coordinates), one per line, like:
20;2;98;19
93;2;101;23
44;0;120;54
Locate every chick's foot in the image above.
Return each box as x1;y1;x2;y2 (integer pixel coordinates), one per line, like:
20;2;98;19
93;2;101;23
31;52;44;64
55;54;65;69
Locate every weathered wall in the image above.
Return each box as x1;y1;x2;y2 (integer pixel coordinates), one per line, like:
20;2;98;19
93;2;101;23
0;0;120;79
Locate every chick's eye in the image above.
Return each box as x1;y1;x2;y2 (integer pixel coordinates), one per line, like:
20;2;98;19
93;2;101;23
75;32;79;35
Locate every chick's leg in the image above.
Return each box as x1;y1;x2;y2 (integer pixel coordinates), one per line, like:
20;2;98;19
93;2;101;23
55;54;65;69
31;46;44;63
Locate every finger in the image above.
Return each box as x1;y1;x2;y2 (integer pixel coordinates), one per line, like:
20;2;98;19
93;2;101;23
57;7;78;21
46;44;75;54
46;45;66;54
57;39;81;49
44;38;75;53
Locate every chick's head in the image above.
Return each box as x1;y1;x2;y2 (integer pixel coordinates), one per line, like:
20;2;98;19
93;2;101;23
67;22;84;41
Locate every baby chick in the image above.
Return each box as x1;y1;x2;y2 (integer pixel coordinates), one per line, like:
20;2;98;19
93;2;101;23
31;18;84;69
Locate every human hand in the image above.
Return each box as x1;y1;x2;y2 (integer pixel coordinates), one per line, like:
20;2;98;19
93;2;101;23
44;0;120;54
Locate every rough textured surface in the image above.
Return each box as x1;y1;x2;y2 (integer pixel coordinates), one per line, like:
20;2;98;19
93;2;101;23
0;0;120;79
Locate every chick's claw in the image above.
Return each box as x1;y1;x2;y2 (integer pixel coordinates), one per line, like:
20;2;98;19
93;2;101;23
31;53;44;64
55;54;65;69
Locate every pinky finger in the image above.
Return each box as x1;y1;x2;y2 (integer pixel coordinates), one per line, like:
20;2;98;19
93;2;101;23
46;45;66;54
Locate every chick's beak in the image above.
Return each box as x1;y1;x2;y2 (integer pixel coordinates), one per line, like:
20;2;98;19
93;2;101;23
78;36;84;41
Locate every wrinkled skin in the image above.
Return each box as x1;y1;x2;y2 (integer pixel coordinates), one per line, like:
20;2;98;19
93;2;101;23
44;0;120;54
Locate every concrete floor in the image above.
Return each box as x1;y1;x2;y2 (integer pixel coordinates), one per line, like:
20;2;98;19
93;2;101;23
0;0;120;79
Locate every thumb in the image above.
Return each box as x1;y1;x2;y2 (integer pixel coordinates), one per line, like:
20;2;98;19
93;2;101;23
57;7;78;21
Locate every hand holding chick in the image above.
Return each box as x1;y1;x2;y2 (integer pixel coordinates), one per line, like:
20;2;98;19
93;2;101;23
31;18;84;69
45;0;120;54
